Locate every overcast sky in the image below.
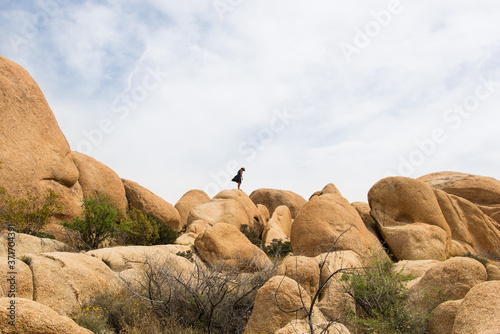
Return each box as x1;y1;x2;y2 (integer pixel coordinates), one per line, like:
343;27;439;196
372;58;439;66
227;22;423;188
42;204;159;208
2;0;500;205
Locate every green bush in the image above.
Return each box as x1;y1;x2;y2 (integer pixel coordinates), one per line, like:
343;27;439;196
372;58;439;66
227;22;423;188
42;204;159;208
63;194;119;250
240;224;261;246
119;207;159;245
342;251;426;334
263;239;293;258
118;208;178;246
176;249;194;262
152;215;178;245
0;189;62;235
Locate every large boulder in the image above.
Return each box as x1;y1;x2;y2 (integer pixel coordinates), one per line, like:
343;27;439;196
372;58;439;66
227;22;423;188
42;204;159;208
29;252;121;315
0;297;92;334
175;219;210;245
194;223;272;272
187;198;249;229
433;188;500;258
369;177;452;260
122;179;181;231
428;299;461;334
0;258;33;299
87;244;192;272
351;201;382;242
451;280;500;334
249;188;307;219
419;171;500;225
314;250;362;322
72;151;128;215
407;257;487;314
244;275;312;334
291;184;381;257
262;205;293;246
174;189;210;229
214;189;264;234
0;55;82;220
275;255;320;297
369;176;500;260
275;320;351;334
0;233;68;257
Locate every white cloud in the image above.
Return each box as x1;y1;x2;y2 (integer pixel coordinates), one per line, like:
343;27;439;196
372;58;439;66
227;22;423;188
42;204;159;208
2;0;500;204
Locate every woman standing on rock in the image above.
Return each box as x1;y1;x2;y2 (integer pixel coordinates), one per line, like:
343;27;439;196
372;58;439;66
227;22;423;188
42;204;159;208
232;167;245;190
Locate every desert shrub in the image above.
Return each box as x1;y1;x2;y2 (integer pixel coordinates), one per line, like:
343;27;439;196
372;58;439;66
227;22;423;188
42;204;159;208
118;208;178;246
21;255;32;266
118;207;159;245
153;215;179;245
63;194;119;250
240;224;261;246
72;289;179;334
127;255;275;333
176;249;194;262
263;239;293;258
342;251;426;334
0;189;61;235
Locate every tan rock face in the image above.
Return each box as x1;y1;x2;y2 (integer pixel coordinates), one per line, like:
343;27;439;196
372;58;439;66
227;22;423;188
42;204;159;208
249;188;307;219
244;275;311;334
291;184;381;257
187;198;249;229
262;205;293;246
257;204;270;224
174;189;210;229
451;280;500;334
275;320;351;334
433;189;500;258
0;258;33;300
368;176;500;260
194;223;272;272
214;189;264;234
0;55;82;220
407;257;487;314
0;233;68;258
428;299;461;334
419;171;500;225
122;179;181;231
314;250;361;322
175;219;210;245
87;244;192;272
275;256;320;298
351;201;382;242
72;151;127;215
0;297;92;334
29;252;121;315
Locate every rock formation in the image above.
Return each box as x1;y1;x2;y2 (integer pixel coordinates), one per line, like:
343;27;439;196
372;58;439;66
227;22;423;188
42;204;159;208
72;151;128;215
0;55;82;220
291;184;382;257
369;176;500;260
249;188;307;219
174;189;210;229
122;178;181;231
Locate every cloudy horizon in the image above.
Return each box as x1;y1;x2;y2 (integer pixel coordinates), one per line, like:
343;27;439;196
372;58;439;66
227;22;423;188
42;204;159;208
2;0;500;204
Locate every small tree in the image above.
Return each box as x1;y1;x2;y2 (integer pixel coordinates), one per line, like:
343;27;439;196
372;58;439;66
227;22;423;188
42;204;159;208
0;189;61;235
119;207;159;246
341;251;426;334
64;194;119;250
118;208;179;246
